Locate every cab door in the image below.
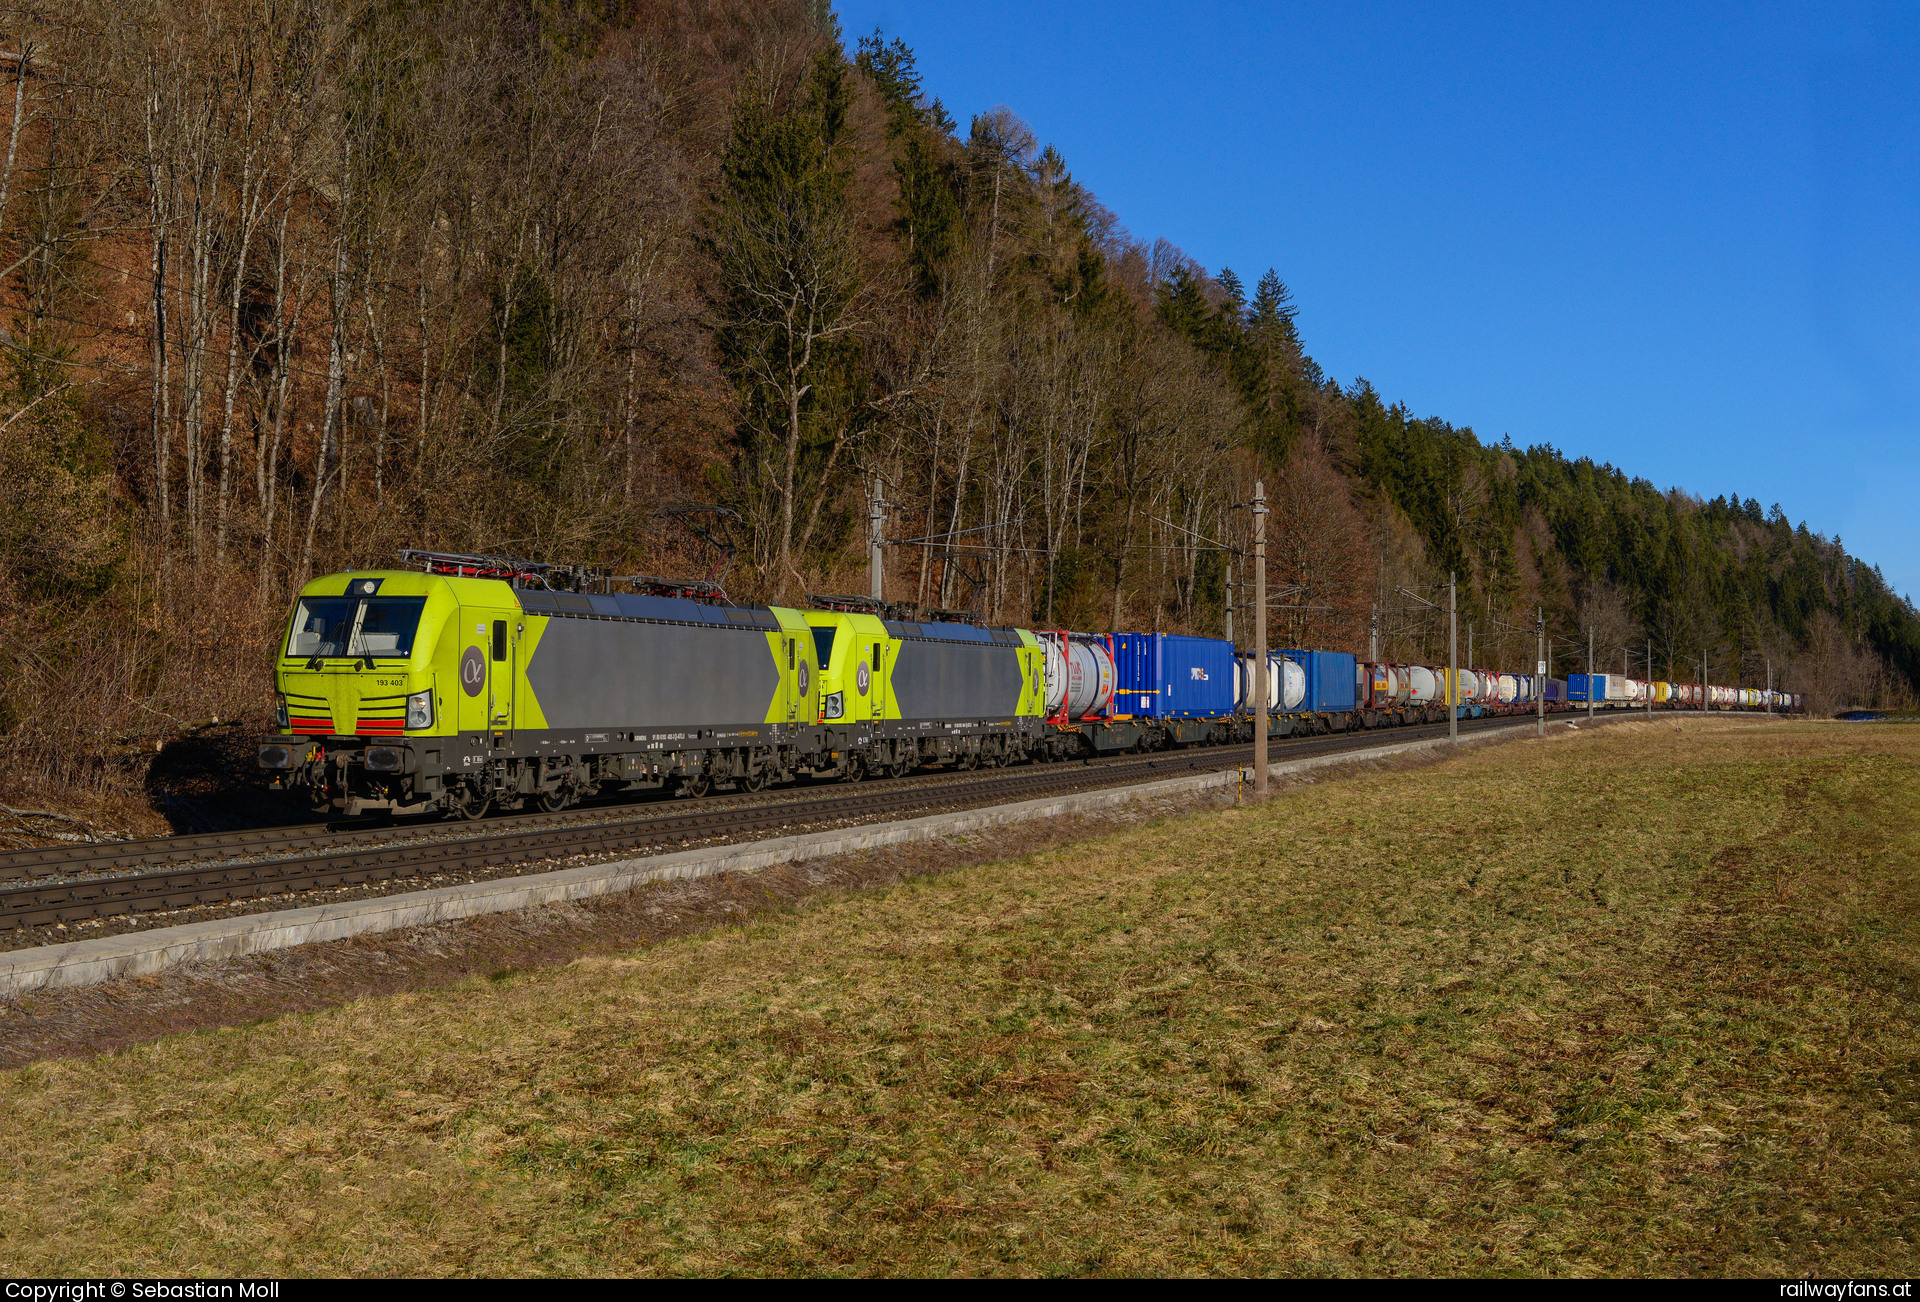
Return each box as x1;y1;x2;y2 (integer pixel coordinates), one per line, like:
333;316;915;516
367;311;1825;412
870;639;891;719
486;613;516;739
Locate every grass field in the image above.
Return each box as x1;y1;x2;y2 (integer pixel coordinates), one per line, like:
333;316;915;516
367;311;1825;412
1;717;1916;1276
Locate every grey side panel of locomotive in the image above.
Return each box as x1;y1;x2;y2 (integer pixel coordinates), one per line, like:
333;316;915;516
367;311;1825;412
889;638;1024;720
525;615;778;729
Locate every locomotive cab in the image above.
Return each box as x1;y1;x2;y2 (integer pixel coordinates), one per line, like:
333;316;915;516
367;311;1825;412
259;569;463;816
805;609;893;727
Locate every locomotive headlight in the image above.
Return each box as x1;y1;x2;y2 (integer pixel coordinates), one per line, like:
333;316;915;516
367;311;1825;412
275;693;289;730
406;689;434;730
823;691;845;719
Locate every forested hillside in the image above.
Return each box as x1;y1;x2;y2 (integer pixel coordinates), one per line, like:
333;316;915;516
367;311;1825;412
1;0;1912;812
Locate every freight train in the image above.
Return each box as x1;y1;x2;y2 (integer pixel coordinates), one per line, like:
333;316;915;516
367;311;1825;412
257;552;1803;817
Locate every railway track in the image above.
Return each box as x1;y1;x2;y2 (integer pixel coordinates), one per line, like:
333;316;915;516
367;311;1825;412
0;740;1250;883
0;711;1609;933
0;755;1128;883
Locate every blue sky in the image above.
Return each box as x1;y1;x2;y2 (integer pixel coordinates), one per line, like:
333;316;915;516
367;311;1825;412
833;1;1920;600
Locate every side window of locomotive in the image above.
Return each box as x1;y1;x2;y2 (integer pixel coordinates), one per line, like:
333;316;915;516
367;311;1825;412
872;644;882;671
492;620;507;663
786;638;794;669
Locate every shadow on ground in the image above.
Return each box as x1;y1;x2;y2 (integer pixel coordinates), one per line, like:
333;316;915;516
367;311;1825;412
143;714;301;833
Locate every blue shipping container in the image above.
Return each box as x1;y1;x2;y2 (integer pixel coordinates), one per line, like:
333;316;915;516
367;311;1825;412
1279;648;1358;713
1544;677;1568;702
1567;673;1609;703
1110;633;1238;718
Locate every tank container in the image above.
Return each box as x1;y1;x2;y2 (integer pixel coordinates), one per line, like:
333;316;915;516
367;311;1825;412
1043;638;1069;714
1234;654;1303;711
1065;638;1114;718
1278;656;1305;709
1407;665;1439;704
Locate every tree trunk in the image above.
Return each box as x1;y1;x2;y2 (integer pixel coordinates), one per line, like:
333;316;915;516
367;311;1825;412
300;144;351;581
148;180;171;547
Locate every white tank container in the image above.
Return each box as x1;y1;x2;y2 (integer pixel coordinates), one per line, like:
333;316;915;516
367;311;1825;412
1279;655;1305;710
1044;638;1068;714
1066;639;1114;718
1407;665;1438;704
1499;673;1518;703
1235;654;1299;711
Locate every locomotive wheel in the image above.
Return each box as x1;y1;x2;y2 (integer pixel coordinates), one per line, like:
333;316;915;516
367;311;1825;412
842;754;866;783
537;788;573;813
743;767;769;794
890;757;914;780
452;785;491;821
687;772;713;798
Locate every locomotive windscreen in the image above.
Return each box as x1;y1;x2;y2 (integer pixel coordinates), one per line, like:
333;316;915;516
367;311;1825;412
813;627;836;671
287;596;427;660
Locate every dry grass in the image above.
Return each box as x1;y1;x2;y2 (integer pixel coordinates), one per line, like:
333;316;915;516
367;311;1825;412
1;716;1916;1276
